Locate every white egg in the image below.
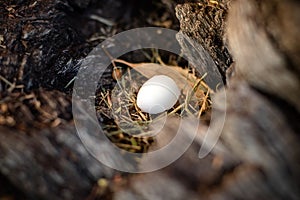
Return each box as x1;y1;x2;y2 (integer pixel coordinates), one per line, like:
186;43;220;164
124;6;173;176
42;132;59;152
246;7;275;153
137;75;180;114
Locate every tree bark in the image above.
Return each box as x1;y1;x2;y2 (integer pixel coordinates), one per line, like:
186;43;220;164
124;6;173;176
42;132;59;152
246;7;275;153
1;0;300;199
175;0;300;199
0;90;115;200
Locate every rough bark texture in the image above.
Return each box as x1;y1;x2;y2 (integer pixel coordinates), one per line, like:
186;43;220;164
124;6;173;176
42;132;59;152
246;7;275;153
175;0;232;82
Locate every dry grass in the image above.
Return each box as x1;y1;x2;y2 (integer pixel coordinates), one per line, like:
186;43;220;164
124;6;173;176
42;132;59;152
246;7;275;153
95;50;212;153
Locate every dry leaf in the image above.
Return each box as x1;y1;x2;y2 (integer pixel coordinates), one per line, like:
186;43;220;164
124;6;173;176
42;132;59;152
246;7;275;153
113;59;206;98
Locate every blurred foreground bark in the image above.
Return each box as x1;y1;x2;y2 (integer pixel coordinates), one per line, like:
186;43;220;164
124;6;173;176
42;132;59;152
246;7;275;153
0;90;115;199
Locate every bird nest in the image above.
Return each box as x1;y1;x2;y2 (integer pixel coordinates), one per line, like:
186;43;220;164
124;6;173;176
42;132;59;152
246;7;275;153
95;51;212;153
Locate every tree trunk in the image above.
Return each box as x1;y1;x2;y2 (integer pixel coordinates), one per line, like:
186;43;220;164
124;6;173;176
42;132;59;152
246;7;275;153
0;0;299;199
175;0;300;199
